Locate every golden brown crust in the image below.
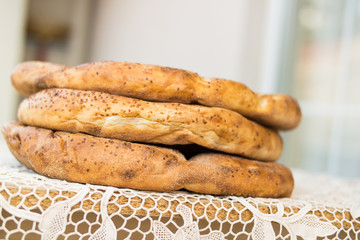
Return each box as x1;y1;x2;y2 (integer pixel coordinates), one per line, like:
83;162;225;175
11;61;70;96
2;122;294;197
187;153;294;197
2;122;187;191
18;88;283;161
11;61;301;130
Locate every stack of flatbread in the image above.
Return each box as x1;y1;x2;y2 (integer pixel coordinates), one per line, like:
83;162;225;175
2;61;301;198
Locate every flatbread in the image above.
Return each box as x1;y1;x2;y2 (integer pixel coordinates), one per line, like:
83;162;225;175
18;88;283;161
2;122;294;197
11;61;301;130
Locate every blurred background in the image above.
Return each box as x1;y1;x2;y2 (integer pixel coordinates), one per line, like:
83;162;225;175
1;0;359;178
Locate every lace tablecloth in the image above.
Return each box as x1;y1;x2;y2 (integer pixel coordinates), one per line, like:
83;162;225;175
0;142;359;240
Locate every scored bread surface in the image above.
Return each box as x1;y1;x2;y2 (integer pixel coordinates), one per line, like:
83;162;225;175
2;122;294;197
11;61;301;130
18;88;283;161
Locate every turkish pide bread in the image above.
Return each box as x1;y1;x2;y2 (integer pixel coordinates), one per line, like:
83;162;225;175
17;88;283;161
4;60;300;198
2;122;294;197
11;61;301;130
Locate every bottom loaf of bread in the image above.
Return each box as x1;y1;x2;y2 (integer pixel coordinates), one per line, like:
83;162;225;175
2;122;294;198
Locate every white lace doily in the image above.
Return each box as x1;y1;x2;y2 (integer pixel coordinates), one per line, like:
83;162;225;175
0;142;359;240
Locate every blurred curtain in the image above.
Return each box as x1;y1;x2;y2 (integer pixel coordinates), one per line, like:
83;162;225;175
0;0;27;127
279;0;360;178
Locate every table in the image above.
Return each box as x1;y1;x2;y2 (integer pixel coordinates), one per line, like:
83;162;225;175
0;143;359;240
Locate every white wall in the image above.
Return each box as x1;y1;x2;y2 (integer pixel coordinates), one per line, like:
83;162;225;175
89;0;272;91
0;0;27;126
